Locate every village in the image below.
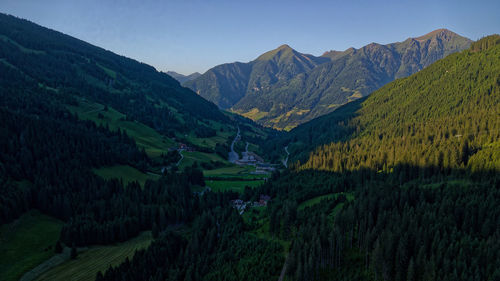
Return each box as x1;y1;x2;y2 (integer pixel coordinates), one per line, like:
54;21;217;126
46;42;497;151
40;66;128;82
174;127;277;216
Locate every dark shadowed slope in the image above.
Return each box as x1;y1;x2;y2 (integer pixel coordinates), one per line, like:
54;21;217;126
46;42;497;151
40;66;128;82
0;13;229;138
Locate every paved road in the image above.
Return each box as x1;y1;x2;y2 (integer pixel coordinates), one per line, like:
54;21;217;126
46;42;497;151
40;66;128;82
282;146;290;168
228;126;241;163
240;142;251;162
161;149;184;173
176;149;184;166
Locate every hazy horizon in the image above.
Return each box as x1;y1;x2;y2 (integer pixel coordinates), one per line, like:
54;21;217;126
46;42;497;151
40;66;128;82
1;0;498;75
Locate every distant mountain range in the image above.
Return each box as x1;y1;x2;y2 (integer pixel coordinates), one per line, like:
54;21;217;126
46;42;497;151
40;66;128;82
166;71;201;84
185;29;472;130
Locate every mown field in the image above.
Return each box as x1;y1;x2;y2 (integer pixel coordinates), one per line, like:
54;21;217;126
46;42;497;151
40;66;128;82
178;151;229;170
202;164;270;194
35;232;152;281
206;179;265;193
93;165;160;187
0;210;63;281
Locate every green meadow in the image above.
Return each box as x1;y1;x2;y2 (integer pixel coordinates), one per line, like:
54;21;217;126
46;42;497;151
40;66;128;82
178;151;229;170
0;210;63;281
206;179;264;193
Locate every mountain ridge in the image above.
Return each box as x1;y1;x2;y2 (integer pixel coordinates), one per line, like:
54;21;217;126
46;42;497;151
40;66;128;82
186;29;472;130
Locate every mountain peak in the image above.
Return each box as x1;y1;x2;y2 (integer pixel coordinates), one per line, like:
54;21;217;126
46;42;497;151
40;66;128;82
277;44;292;50
256;44;297;61
414;28;462;41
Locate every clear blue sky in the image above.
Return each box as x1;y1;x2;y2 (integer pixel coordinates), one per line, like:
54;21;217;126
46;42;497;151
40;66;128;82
0;0;498;74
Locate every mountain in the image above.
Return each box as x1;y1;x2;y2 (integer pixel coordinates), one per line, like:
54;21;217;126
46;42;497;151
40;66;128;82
278;35;499;172
186;29;472;130
166;71;201;83
0;13;231;138
0;13;276;153
184;44;329;110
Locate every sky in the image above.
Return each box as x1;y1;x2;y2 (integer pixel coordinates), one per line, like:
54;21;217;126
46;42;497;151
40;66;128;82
0;0;499;75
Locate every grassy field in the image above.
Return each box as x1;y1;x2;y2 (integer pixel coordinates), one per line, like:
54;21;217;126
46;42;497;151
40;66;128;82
0;210;63;281
206;179;264;193
35;232;152;281
67;100;175;158
187;134;229;149
298;192;355;211
93;165;160;187
178;151;229;170
237;108;269;121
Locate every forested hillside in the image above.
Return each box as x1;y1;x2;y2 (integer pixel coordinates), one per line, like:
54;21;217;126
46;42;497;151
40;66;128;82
98;206;284;281
0;13;232;139
0;58;205;245
298;35;499;173
246;167;500;281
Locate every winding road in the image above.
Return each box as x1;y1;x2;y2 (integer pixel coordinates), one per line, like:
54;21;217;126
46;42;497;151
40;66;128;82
176;150;184;166
228;126;241;163
282;146;290;168
161;149;184;174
